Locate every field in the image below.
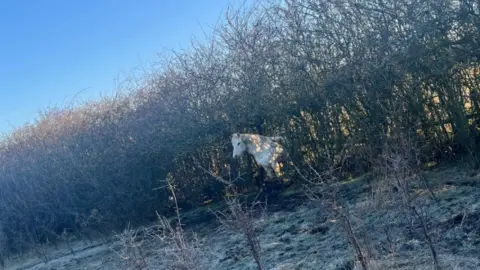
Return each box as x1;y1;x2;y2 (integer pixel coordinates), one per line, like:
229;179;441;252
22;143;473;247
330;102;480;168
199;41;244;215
4;164;480;270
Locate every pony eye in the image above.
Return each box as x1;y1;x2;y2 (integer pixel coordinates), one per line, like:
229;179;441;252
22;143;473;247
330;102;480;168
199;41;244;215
237;142;241;145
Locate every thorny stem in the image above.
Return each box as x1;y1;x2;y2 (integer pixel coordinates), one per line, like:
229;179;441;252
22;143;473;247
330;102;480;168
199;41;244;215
329;204;369;270
214;198;264;270
411;206;441;270
165;178;192;266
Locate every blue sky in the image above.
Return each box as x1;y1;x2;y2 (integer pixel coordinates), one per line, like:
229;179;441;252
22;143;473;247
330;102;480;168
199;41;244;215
0;0;244;135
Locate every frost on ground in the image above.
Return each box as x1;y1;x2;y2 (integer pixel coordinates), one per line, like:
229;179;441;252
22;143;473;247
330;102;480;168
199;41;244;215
4;165;480;270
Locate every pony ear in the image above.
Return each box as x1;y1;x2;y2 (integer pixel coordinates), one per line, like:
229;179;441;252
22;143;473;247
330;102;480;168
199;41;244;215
232;133;240;139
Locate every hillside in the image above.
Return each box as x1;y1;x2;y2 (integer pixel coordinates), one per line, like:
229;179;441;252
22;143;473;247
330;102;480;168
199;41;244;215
3;164;480;269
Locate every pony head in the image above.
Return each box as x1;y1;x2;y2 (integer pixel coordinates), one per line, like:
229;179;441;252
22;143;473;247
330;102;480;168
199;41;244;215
231;133;247;158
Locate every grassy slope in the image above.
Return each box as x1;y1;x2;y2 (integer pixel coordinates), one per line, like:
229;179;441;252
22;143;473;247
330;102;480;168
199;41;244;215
4;163;480;270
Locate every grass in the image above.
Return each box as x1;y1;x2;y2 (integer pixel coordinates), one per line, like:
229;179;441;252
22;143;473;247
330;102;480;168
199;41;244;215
3;161;480;269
